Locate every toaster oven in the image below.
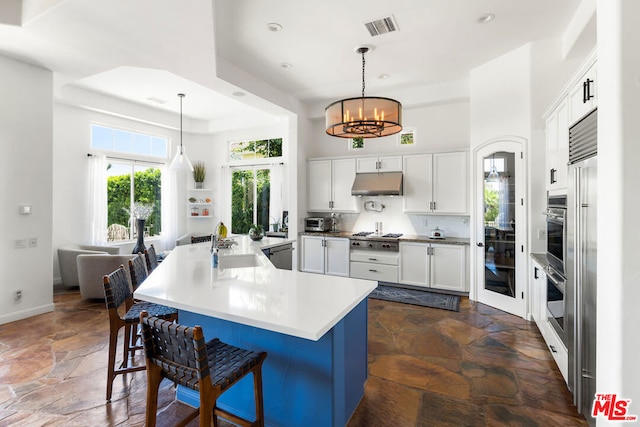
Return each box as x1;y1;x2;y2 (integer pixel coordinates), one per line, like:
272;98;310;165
305;217;331;232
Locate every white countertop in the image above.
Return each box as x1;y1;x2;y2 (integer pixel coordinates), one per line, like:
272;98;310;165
134;236;377;341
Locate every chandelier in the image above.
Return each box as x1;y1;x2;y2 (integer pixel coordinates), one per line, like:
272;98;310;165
325;47;402;138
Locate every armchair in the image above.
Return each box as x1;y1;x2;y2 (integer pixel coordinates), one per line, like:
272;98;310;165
76;254;137;299
58;244;120;288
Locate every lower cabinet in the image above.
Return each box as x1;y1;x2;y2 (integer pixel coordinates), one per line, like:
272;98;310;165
349;251;399;283
531;260;568;383
399;242;468;292
300;235;350;277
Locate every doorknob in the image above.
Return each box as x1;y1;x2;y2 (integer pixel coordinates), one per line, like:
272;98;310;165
477;242;484;247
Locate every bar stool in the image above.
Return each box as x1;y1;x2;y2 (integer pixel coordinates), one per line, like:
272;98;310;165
144;244;159;272
139;311;266;427
128;253;148;292
102;266;178;401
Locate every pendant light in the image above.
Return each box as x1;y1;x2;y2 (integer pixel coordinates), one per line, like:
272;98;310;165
170;93;194;171
487;154;500;182
325;47;402;138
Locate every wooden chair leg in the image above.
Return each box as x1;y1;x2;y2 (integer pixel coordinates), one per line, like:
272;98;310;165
106;323;119;401
122;323;132;368
199;396;214;427
145;364;162;427
253;367;265;427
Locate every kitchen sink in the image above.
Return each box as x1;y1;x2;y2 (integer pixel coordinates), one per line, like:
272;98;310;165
218;253;263;269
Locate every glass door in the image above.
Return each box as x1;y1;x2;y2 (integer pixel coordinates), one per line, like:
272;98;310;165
475;142;526;317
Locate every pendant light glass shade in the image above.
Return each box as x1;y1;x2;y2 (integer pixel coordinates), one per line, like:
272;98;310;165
325;47;402;139
487;153;500;182
170;93;194;172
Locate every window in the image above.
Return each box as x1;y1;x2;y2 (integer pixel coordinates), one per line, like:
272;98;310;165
229;138;282;162
106;162;162;241
227;138;283;234
91;124;168;158
91;124;167;242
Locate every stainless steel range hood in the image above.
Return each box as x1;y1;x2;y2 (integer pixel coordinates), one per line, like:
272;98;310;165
351;172;403;196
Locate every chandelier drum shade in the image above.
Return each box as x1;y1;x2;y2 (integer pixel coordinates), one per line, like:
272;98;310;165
326;47;402;138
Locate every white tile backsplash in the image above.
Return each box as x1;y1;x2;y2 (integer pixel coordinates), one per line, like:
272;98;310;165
317;197;470;237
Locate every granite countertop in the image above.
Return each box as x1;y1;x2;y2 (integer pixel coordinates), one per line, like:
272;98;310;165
134;235;376;341
299;231;470;246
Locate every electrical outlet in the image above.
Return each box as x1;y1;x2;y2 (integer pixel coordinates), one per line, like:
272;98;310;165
14;238;27;249
28;237;37;248
14;290;22;303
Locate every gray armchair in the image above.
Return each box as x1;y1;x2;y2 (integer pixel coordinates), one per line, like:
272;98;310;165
58;244;121;289
76;254;137;299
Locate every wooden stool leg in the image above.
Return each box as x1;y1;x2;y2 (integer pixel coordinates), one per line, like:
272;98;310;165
106;321;119;401
253;367;265;427
145;364;162;427
122;323;132;368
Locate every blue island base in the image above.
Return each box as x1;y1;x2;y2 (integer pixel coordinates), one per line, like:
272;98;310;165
177;298;368;427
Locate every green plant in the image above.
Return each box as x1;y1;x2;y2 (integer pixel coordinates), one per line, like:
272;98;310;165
250;224;264;233
193;161;206;183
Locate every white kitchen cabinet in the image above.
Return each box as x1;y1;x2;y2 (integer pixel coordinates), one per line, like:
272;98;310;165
402;152;467;214
399;242;468;292
568;62;597;126
307;158;359;213
530;258;568;383
300;235;350;277
545;99;569;191
356;156;402;173
350;250;399;283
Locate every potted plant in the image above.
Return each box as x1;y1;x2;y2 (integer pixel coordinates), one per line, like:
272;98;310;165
249;224;264;241
193;161;206;189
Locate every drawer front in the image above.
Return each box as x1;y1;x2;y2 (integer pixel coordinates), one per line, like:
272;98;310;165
349;250;399;265
350;261;398;282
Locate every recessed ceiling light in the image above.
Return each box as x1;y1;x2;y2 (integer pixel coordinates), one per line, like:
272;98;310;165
478;13;495;23
146;96;168;105
267;22;282;32
232;91;246;97
281;63;292;69
379;74;389;80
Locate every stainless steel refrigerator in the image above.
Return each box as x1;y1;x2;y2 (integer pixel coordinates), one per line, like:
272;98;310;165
566;108;597;424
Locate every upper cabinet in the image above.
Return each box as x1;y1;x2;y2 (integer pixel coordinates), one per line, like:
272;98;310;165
403;152;468;214
356;156;403;173
568;62;597;126
308;158;359;213
544;51;597;192
546;99;569;190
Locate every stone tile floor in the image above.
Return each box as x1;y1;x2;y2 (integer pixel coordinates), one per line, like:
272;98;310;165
0;291;587;426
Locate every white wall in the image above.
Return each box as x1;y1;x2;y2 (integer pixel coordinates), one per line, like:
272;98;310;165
0;55;54;324
306;101;470;159
597;0;640;416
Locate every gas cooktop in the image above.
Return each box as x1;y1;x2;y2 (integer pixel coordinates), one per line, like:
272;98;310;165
351;232;403;238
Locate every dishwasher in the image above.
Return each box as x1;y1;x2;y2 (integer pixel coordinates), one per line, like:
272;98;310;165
262;243;293;270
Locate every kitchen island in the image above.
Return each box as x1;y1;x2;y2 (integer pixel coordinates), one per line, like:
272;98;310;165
134;236;377;427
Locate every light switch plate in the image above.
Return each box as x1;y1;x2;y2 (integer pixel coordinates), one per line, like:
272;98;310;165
19;205;32;215
28;237;37;248
14;239;27;249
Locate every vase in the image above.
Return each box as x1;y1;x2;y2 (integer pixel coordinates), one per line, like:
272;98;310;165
195;182;204;189
132;218;147;254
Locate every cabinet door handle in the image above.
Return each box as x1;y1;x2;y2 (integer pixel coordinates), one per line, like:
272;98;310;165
584;78;594;103
368;258;378;261
433;201;436;211
368;269;378;272
477;242;484;247
582;80;588;103
550;168;557;184
549;345;557;354
534;267;539;279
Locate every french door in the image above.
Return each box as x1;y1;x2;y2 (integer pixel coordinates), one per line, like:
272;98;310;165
474;141;526;318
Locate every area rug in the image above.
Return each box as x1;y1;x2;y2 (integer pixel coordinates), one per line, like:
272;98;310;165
369;283;460;312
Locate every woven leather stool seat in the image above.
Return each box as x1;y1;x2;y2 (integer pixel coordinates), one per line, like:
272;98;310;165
140;312;266;427
102;266;178;401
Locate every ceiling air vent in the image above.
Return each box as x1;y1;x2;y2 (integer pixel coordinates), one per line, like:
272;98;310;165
364;15;398;37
